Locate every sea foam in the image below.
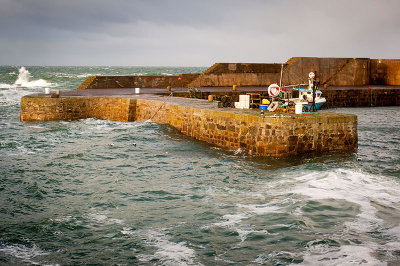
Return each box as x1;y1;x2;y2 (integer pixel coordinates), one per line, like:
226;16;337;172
14;67;53;88
0;244;51;265
138;229;199;265
0;67;55;106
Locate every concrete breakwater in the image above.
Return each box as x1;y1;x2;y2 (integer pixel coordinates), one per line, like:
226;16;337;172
20;93;357;157
77;57;400;89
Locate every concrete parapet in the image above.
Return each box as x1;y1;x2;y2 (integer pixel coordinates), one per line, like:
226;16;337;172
20;94;357;157
77;74;200;90
188;63;282;87
370;59;400;85
282;57;370;86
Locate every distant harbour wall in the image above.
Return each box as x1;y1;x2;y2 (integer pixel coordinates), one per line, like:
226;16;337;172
323;88;400;108
171;88;400;108
77;57;400;90
20;95;357;157
77;74;200;90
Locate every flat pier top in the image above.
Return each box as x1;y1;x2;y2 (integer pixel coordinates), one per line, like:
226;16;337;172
23;88;355;119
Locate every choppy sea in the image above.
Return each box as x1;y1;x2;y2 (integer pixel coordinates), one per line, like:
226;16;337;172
0;66;399;265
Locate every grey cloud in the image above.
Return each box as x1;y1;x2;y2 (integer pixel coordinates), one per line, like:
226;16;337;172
0;0;399;65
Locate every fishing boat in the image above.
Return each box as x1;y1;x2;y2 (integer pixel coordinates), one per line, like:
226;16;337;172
265;71;326;112
291;87;326;111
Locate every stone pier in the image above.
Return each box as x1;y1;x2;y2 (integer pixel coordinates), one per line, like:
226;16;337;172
20;92;357;157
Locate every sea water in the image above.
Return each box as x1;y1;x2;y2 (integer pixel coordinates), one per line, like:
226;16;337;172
0;66;399;265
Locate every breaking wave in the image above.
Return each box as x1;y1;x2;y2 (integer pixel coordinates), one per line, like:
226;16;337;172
14;66;53;88
0;66;55;106
0;243;51;265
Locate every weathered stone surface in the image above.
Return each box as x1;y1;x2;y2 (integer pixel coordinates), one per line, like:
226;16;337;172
20;95;357;157
370;59;400;85
77;74;200;90
20;96;135;122
76;58;400;91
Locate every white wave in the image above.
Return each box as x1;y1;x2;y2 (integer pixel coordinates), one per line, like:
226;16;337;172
0;87;34;106
138;229;199;266
78;118;150;134
290;169;400;234
0;83;15;89
55;73;99;79
121;227;135;236
76;73;95;78
212;203;280;242
214;213;249;228
0;67;56;106
14;67;54;88
234;148;243;155
299;244;383;266
284;168;400;263
89;212;124;225
0;243;51;265
5;144;36;156
237;203;280;216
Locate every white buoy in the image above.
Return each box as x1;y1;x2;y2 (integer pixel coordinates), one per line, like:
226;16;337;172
135;87;140;94
295;103;303;114
45;88;50;94
268;84;280;97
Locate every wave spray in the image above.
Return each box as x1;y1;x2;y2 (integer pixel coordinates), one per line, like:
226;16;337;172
14;66;52;87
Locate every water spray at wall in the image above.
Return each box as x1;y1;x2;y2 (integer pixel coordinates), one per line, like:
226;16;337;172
14;67;53;88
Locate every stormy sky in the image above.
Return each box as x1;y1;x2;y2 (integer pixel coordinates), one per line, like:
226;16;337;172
0;0;399;66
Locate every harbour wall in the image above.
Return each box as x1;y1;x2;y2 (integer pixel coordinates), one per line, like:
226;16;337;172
76;57;400;90
77;74;200;90
173;88;400;108
20;96;136;122
20;95;357;157
323;88;400;108
189;58;400;87
370;59;400;85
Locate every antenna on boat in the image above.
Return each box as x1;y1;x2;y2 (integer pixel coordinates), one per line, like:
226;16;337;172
279;64;283;89
308;72;317;112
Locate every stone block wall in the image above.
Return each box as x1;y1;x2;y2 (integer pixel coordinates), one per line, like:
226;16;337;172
323;89;400;108
77;74;200;90
188;63;282;87
172;88;400;107
370;59;400;85
282;57;370;86
20;96;136;122
20;96;357;157
203;63;283;74
75;58;400;90
189;58;373;87
189;73;281;87
134;100;357;157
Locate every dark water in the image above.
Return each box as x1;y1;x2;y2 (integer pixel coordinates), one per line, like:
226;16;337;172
1;66;399;265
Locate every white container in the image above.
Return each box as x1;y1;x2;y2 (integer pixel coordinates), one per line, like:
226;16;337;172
234;102;243;109
45;88;50;94
135;87;140;94
295;103;303;114
239;95;250;109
